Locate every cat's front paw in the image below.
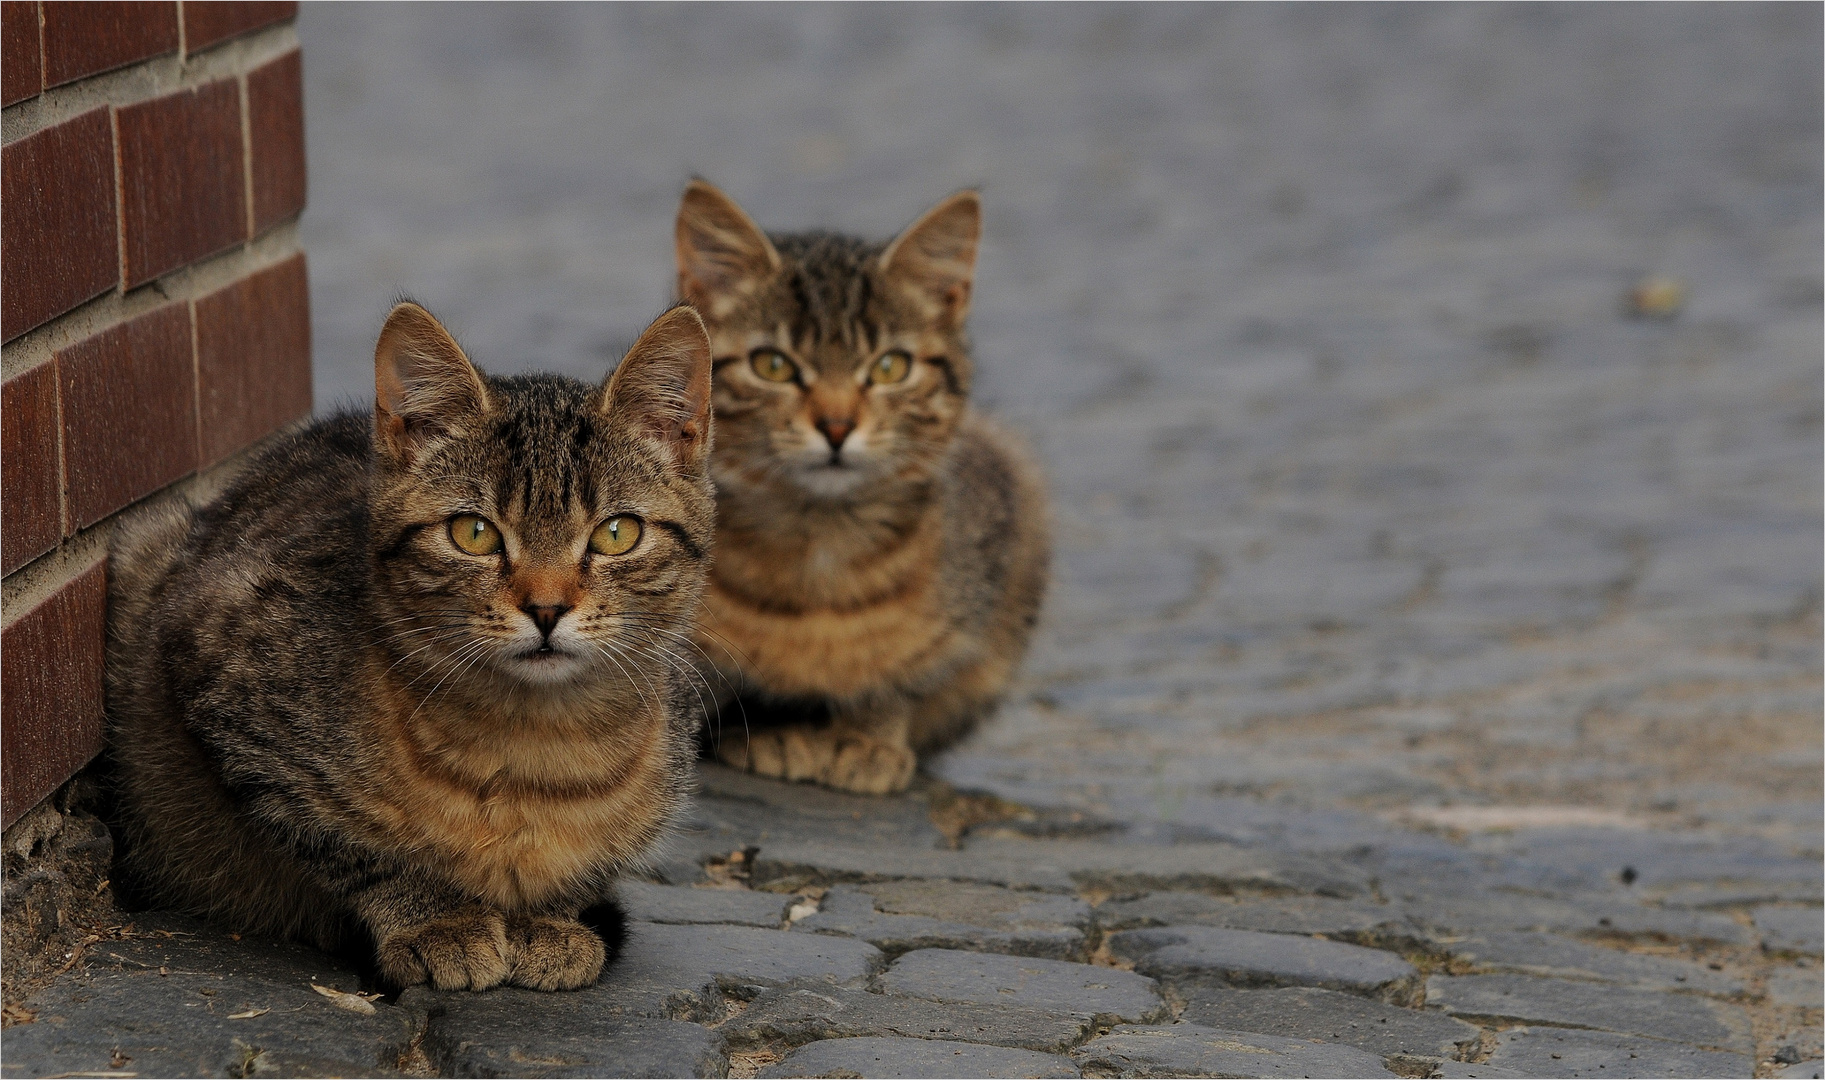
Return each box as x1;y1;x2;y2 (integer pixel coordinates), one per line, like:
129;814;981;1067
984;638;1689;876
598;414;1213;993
825;731;916;795
717;725;915;795
378;912;511;991
716;726;822;782
508;915;606;991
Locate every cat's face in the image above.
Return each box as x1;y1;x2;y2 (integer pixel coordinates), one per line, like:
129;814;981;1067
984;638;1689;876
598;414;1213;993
367;304;714;692
674;183;980;503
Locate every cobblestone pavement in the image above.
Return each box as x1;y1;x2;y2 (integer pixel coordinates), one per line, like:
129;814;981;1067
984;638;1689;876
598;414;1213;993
9;5;1821;1078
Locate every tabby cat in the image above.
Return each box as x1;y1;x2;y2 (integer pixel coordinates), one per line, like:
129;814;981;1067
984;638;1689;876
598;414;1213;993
106;302;714;991
674;180;1049;795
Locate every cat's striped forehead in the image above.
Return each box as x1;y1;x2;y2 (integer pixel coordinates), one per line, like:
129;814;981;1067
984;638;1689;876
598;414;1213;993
409;372;671;532
483;374;609;522
765;231;890;356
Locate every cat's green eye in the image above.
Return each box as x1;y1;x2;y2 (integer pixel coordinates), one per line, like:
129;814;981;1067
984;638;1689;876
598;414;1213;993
870;350;912;385
589;515;642;557
449;514;503;556
750;349;798;383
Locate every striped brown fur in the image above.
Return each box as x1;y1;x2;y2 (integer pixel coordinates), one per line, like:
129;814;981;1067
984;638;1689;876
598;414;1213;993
105;303;715;991
675;181;1050;794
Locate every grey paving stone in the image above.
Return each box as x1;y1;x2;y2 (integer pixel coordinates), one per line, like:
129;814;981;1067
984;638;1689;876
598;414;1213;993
1070;1023;1397;1078
586;921;883;1020
759;1036;1080;1078
1777;1062;1825;1080
1109;925;1423;1004
1178;985;1482;1061
1439;931;1745;996
752;835;1367;899
794;882;1089;960
1652;882;1823;910
1771;1025;1825;1067
96;910;368;986
7;968;421;1079
1757;907;1825;954
1400;890;1759;946
1429;1065;1530;1079
965;836;1371;899
879;949;1166;1025
1767;965;1824;1009
1468;828;1822;897
1482;1026;1755;1079
619;880;792;928
1427;974;1751;1051
1573;904;1762;948
1093;892;1421;950
751;840;1078;893
723;984;1093;1053
417;992;725;1078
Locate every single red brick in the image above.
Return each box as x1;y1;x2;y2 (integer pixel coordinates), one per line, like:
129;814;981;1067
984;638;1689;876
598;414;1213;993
194;253;312;467
247;49;305;235
40;1;177;88
1;109;119;342
181;0;292;54
117;79;247;289
58;303;197;529
1;363;62;575
0;559;107;829
1;1;42;106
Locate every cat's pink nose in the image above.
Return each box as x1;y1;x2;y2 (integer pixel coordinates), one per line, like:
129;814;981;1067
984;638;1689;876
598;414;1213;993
523;603;570;640
816;416;854;450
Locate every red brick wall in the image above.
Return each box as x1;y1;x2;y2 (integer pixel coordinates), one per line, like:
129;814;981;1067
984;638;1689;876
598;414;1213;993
1;2;310;829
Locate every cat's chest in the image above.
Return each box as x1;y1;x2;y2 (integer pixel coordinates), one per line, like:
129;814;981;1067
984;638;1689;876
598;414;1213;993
425;798;631;906
702;567;953;699
378;721;674;909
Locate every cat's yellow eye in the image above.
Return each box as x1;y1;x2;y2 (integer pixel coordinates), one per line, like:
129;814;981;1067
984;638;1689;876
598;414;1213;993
589;515;642;557
750;349;798;383
870;350;912;385
449;514;503;556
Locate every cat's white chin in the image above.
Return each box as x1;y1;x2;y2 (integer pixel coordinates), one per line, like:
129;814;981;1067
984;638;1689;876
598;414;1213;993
793;462;870;498
505;647;590;686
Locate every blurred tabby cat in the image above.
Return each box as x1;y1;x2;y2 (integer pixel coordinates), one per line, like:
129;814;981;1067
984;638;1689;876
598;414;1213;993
107;302;714;991
674;180;1049;795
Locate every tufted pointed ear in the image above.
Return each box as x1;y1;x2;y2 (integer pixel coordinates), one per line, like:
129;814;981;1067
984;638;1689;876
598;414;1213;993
879;190;980;328
674;179;781;319
603;306;713;472
374;302;490;465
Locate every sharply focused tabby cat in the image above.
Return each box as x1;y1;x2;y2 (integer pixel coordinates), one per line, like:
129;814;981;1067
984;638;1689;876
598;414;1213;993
674;180;1049;795
107;302;714;991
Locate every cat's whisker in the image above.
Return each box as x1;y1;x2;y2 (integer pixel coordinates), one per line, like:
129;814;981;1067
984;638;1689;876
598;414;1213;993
613;617;728;678
617;636;717;731
616;629;724;712
373;623;474;649
615;612;753;684
406;637;493;721
610;617;749;740
590;641;664;712
401;635;489;697
380;631;476;678
424;637;497;713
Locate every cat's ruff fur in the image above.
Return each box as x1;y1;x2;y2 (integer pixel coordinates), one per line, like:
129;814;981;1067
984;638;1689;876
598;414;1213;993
675;180;1050;795
107;302;715;991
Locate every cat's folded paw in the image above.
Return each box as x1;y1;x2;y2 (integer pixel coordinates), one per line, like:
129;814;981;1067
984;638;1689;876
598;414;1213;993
826;731;916;795
377;912;511;991
507;915;606;991
717;725;915;795
716;726;826;781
